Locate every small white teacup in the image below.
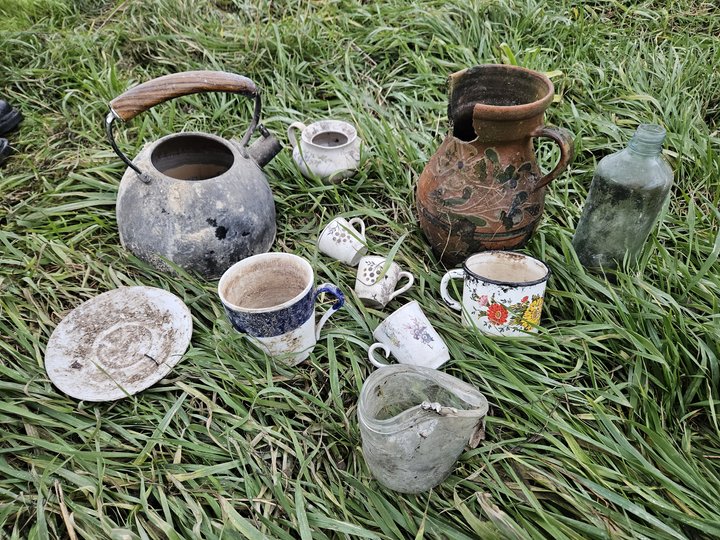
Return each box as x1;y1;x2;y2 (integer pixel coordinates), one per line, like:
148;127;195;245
288;119;362;183
317;217;367;266
368;301;449;370
354;256;414;309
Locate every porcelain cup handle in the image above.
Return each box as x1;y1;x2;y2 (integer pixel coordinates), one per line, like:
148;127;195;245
287;121;307;150
314;283;345;340
368;343;392;368
387;271;415;303
440;269;464;311
348;217;366;237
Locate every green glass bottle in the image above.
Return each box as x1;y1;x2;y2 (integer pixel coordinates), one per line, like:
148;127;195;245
572;124;673;270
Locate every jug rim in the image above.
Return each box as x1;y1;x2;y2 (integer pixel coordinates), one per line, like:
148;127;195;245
357;364;488;435
449;64;555;122
301;119;358;149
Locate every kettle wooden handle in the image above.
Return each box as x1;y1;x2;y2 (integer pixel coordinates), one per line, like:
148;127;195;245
109;71;258;121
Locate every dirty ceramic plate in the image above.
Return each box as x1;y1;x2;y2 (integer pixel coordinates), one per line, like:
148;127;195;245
45;286;192;402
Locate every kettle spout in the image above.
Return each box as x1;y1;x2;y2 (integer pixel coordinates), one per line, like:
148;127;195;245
247;125;283;168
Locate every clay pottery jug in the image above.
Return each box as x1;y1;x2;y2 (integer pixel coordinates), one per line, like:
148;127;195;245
106;71;282;279
416;64;574;265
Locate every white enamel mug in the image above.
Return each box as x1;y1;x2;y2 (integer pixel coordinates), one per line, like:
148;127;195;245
317;217;367;266
368;301;449;369
354;256;414;308
440;251;550;337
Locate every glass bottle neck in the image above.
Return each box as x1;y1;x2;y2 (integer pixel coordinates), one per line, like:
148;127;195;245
627;124;666;156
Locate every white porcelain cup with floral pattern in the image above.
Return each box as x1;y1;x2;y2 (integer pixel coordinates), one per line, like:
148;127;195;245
354;256;414;308
288;119;362;183
317;216;367;266
440;251;550;337
368;301;450;369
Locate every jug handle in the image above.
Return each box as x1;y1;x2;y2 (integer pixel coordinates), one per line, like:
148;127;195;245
530;125;575;191
105;71;262;183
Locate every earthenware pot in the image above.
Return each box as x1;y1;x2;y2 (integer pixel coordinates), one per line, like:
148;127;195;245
416;64;574;265
107;71;282;278
288;119;361;183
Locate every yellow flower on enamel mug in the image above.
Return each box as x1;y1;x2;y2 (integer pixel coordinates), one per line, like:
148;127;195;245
521;295;544;330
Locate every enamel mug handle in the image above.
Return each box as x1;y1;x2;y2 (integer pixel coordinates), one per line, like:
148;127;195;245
287;121;307;149
368;343;392;368
314;283;345;339
387;271;415;303
440;269;464;311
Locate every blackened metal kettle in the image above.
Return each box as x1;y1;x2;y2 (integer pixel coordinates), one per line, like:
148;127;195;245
106;71;281;279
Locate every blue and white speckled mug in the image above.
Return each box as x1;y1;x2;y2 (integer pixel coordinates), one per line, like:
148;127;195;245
218;253;344;365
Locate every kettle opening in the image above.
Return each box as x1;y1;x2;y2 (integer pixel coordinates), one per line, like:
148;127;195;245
150;134;235;181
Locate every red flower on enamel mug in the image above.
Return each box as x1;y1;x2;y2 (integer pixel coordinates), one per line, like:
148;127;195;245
486;303;509;325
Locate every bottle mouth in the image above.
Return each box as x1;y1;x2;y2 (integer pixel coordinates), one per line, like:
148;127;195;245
634;124;666;144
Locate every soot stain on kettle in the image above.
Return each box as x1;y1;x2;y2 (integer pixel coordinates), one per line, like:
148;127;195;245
206;218;228;240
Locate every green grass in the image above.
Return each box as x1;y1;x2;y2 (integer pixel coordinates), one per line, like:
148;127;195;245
1;0;719;538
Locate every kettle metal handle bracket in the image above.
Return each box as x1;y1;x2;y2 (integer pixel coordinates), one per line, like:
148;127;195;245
106;111;153;184
105;71;263;184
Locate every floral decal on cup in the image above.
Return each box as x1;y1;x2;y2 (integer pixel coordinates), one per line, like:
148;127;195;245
520;296;544;330
406;317;436;346
486;303;509;325
471;293;544;333
383;325;402;347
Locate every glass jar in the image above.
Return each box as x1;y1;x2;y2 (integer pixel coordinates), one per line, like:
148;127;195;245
572;124;673;270
357;365;488;494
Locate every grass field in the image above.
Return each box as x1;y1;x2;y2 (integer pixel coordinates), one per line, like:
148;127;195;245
1;0;719;538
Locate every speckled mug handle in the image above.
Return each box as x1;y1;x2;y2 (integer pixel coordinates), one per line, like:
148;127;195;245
387;271;415;303
314;283;345;339
347;217;366;237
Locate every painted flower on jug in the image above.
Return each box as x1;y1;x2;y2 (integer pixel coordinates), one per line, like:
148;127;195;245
486;303;509;325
